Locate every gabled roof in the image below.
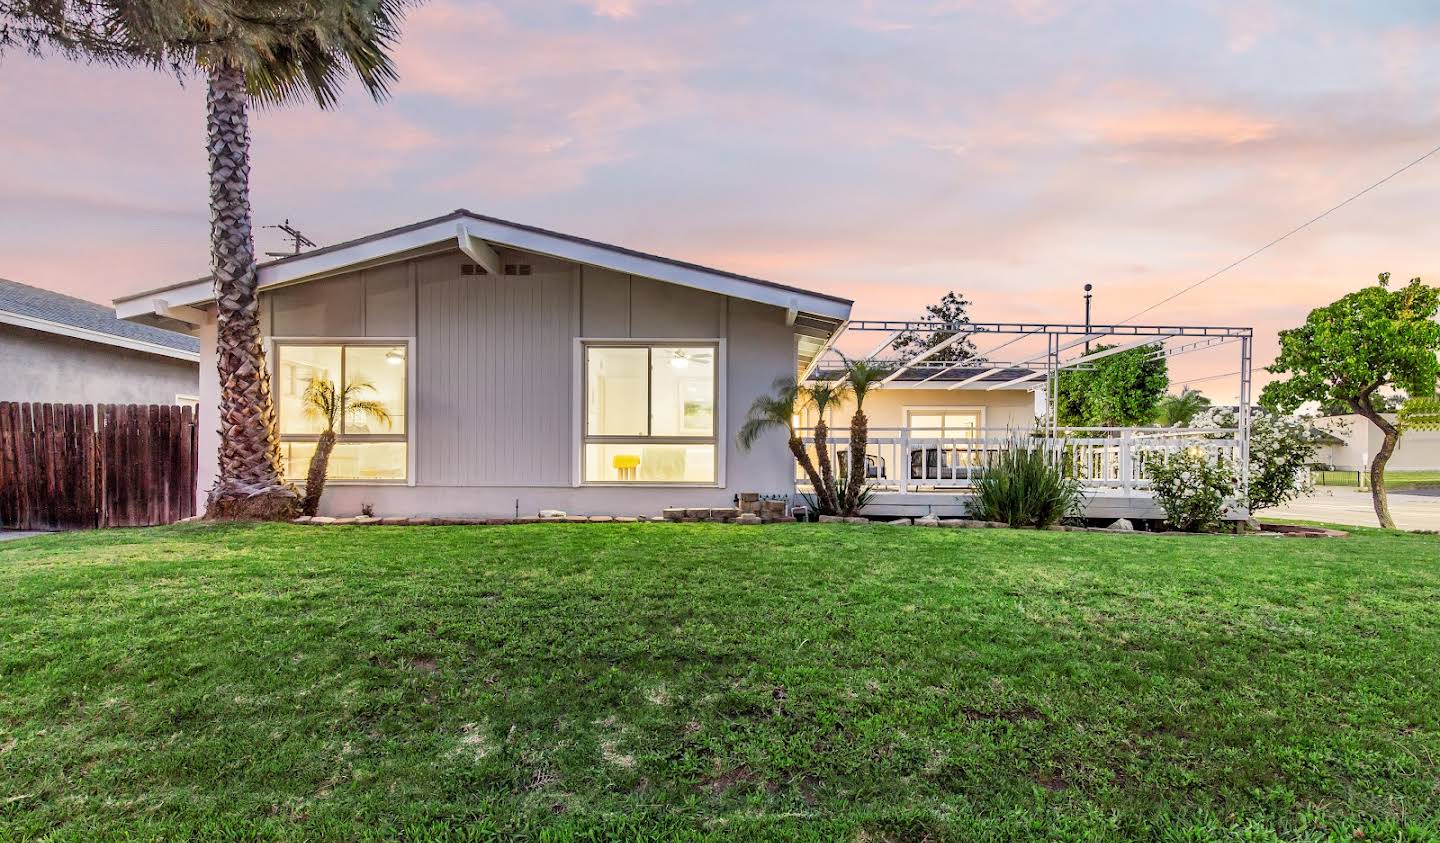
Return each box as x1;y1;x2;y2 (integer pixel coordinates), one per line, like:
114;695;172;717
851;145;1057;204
115;210;853;327
0;277;199;361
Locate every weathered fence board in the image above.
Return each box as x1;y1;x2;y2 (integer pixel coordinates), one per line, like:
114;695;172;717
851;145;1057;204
0;402;198;531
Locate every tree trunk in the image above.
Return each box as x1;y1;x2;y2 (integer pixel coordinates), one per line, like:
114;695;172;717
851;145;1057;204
813;418;839;514
203;62;296;520
301;430;337;517
787;435;828;507
1353;395;1400;529
844;409;869;515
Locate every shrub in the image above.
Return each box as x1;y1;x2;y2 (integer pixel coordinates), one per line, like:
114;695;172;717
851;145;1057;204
1145;447;1235;532
1185;406;1319;512
972;438;1083;528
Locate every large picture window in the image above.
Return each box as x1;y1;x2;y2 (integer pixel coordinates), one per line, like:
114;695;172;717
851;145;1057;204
583;343;718;483
274;341;409;483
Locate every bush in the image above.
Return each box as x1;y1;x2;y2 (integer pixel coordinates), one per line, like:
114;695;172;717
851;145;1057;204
1185;406;1318;512
1145;447;1235;532
972;439;1083;528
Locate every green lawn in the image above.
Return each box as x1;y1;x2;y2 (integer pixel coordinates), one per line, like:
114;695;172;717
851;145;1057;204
1313;469;1440;490
2;523;1438;842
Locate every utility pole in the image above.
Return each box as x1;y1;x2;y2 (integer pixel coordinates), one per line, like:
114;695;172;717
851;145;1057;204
263;219;317;258
1083;283;1093;353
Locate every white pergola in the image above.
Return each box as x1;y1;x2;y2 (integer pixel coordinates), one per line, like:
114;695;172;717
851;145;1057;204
808;319;1255;492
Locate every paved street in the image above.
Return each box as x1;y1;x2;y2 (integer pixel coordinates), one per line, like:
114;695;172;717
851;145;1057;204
1264;487;1440;531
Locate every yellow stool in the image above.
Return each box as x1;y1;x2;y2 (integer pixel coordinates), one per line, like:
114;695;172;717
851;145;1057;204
612;454;641;481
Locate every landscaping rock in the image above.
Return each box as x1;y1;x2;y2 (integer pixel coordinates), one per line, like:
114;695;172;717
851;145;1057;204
353;516;381;526
844;517;870;525
818;515;846;523
888;518;914;526
1108;518;1135;531
486;518;515;525
614;516;638;522
662;508;687;521
538;509;566;519
330;517;358;526
588;515;614;522
760;500;787;516
291;516;313;524
513;517;540;524
735;513;762;525
379;517;410;526
685;508;712;519
937;519;969;527
408;517;434;526
309;516;337;525
563;515;589;523
914;515;941;527
711;507;740;519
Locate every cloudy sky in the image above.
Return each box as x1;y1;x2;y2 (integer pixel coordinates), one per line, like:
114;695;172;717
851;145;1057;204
3;0;1440;400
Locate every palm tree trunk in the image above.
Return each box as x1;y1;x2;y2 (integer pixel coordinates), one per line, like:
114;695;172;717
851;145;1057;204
787;435;827;504
203;62;296;520
844;409;868;515
301;430;337;517
813;418;839;514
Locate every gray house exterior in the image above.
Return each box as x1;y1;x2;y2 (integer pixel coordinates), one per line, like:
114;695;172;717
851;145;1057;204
0;278;199;405
116;210;851;517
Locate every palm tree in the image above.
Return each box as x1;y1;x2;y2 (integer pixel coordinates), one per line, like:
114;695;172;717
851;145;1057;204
737;377;828;507
6;1;412;519
806;380;852;515
298;378;391;516
1154;387;1212;427
838;355;891;514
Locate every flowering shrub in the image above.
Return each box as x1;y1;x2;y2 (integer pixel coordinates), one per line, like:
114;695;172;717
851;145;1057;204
1184;407;1319;512
1145;447;1236;532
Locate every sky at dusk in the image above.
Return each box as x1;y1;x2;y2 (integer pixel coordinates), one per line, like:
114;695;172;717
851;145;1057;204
4;0;1440;401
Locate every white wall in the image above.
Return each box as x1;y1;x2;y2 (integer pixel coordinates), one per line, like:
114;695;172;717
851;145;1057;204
1315;413;1440;471
815;386;1038;430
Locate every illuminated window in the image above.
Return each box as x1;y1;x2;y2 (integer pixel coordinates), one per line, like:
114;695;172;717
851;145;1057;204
583;343;718;483
274;342;408;483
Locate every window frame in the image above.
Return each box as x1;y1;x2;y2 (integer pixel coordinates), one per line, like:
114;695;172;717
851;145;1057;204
903;406;986;438
269;337;416;486
575;338;725;487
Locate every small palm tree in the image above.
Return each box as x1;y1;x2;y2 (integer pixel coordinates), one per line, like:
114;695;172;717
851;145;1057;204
806;380;853;515
299;379;391;517
838;355;891;514
1155;387;1212;427
737;378;829;508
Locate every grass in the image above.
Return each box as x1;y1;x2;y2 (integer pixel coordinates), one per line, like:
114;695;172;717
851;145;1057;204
1312;469;1440;490
1;523;1438;842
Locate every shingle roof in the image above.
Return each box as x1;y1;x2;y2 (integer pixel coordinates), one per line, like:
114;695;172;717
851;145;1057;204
0;277;199;354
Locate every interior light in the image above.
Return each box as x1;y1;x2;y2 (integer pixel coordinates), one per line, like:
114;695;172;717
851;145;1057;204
385;348;404;365
669;352;689;369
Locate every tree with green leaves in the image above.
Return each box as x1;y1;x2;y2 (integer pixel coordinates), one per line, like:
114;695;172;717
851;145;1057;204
737;378;828;509
5;0;413;519
1055;346;1169;427
1153;386;1212;427
1262;274;1440;528
837;355;891;515
888;291;978;362
298;378;391;516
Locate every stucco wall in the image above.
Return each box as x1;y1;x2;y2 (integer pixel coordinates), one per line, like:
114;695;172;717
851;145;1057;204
1315;413;1440;471
0;323;198;405
234;246;798;516
815;386;1038;431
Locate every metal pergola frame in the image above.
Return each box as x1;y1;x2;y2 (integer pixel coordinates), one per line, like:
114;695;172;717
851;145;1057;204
810;319;1255;497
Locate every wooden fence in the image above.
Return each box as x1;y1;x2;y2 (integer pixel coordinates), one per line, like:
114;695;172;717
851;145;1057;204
0;402;198;531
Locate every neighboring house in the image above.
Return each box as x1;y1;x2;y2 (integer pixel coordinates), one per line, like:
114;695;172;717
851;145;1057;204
1314;413;1440;472
0;277;199;406
114;209;1250;520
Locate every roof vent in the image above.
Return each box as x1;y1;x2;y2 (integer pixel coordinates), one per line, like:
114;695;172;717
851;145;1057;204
460;263;488;275
504;264;532;276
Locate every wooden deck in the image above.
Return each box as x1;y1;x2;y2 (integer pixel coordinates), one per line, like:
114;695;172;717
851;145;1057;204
857;489;1178;521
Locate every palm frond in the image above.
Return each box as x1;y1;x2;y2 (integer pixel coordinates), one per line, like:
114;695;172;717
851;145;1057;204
738;377;803;451
837;353;892;410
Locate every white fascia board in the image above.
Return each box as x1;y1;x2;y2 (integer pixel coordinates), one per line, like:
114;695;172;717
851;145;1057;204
0;310;200;362
114;214;852;323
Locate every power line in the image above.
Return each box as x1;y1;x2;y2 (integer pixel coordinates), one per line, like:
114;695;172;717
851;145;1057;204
1119;141;1440;324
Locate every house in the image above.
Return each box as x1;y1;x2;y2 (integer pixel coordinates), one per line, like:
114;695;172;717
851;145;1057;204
115;210;1253;521
115;210;850;517
0;277;199;405
1313;413;1440;473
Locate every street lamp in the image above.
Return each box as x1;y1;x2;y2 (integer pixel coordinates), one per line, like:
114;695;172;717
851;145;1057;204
1083;283;1093;353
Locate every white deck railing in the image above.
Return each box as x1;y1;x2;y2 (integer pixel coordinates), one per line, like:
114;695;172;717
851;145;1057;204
797;426;1241;494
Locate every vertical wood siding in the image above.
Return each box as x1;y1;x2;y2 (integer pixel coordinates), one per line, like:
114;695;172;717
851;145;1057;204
416;259;575;486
